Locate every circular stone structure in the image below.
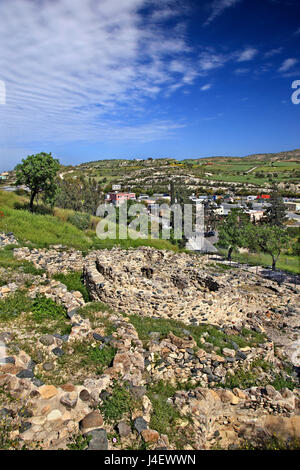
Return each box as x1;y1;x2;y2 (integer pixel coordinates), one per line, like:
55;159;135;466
83;247;296;328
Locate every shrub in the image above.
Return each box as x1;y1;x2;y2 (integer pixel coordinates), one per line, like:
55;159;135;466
53;272;90;302
147;381;185;439
67;434;91;450
100;382;132;423
67;212;91;231
0;291;33;322
32;295;66;322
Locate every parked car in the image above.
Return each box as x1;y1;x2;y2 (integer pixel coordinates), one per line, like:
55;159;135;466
204;231;215;237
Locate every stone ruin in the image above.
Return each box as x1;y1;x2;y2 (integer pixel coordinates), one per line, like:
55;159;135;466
83;247;294;329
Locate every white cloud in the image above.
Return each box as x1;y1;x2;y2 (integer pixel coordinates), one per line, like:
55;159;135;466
204;0;241;26
278;58;298;72
236;48;258;62
199;51;229;72
201;83;212;91
234;68;249;75
0;0;195;153
264;47;283;58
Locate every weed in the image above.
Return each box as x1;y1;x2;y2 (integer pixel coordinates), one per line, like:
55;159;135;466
53;271;90;302
146;381;183;439
31;295;66;322
0;291;33;322
100;381;132;423
240;433;300;450
66;434;91;450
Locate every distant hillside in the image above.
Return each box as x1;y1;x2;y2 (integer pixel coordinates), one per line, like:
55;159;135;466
243;149;300;162
190;149;300;163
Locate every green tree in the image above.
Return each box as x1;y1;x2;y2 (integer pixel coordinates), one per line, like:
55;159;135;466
265;185;287;227
218;209;250;260
246;224;289;271
15;152;60;212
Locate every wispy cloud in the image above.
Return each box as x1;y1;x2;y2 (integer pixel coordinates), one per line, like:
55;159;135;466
234;68;249;75
236;47;258;62
199;51;229;72
204;0;241;26
264;47;283;58
278;58;298;72
201;83;212;91
294;27;300;35
0;0;195;150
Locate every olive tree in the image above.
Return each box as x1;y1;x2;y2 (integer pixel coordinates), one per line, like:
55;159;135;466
15;152;60;212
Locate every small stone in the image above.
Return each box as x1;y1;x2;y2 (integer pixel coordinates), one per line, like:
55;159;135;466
60;392;78;409
141;429;159;443
134;417;148;434
18;408;33;418
52;347;64;357
2;357;15;364
222;348;236;358
93;333;104;342
61;383;75;392
39;334;55;346
39;385;58;399
47;409;62;422
85;428;108;450
16;369;34;379
80;411;103;431
32;378;44;387
79;389;91;402
19;421;32;433
0;408;14;418
27;359;36;371
117;421;131;437
43;362;54;371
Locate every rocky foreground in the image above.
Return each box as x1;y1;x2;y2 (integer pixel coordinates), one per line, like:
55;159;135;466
0;239;299;450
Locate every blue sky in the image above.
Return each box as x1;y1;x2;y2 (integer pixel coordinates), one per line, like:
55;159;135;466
0;0;299;171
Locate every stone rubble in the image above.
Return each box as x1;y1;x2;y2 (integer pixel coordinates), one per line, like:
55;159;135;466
0;241;298;450
13;247;84;274
0;232;19;248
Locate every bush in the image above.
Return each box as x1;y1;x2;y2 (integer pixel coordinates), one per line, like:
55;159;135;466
53;272;90;302
32;295;66;322
100;381;132;422
67;212;91;231
0;291;34;321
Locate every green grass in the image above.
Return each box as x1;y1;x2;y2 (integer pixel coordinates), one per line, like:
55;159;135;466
146;380;195;448
0;245;45;275
0;291;34;322
39;339;118;385
77;302;118;333
0;190;180;252
147;381;182;436
99;381;132;423
53;271;90;302
31;295;67;322
0;206;93;250
217;359;297;391
16;294;72;336
129;314;266;354
240;434;300;450
218;247;300;274
83;344;116;374
66;434;91;450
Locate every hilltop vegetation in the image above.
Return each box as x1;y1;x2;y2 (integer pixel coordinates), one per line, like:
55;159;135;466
0;190;178;252
2;149;299;197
